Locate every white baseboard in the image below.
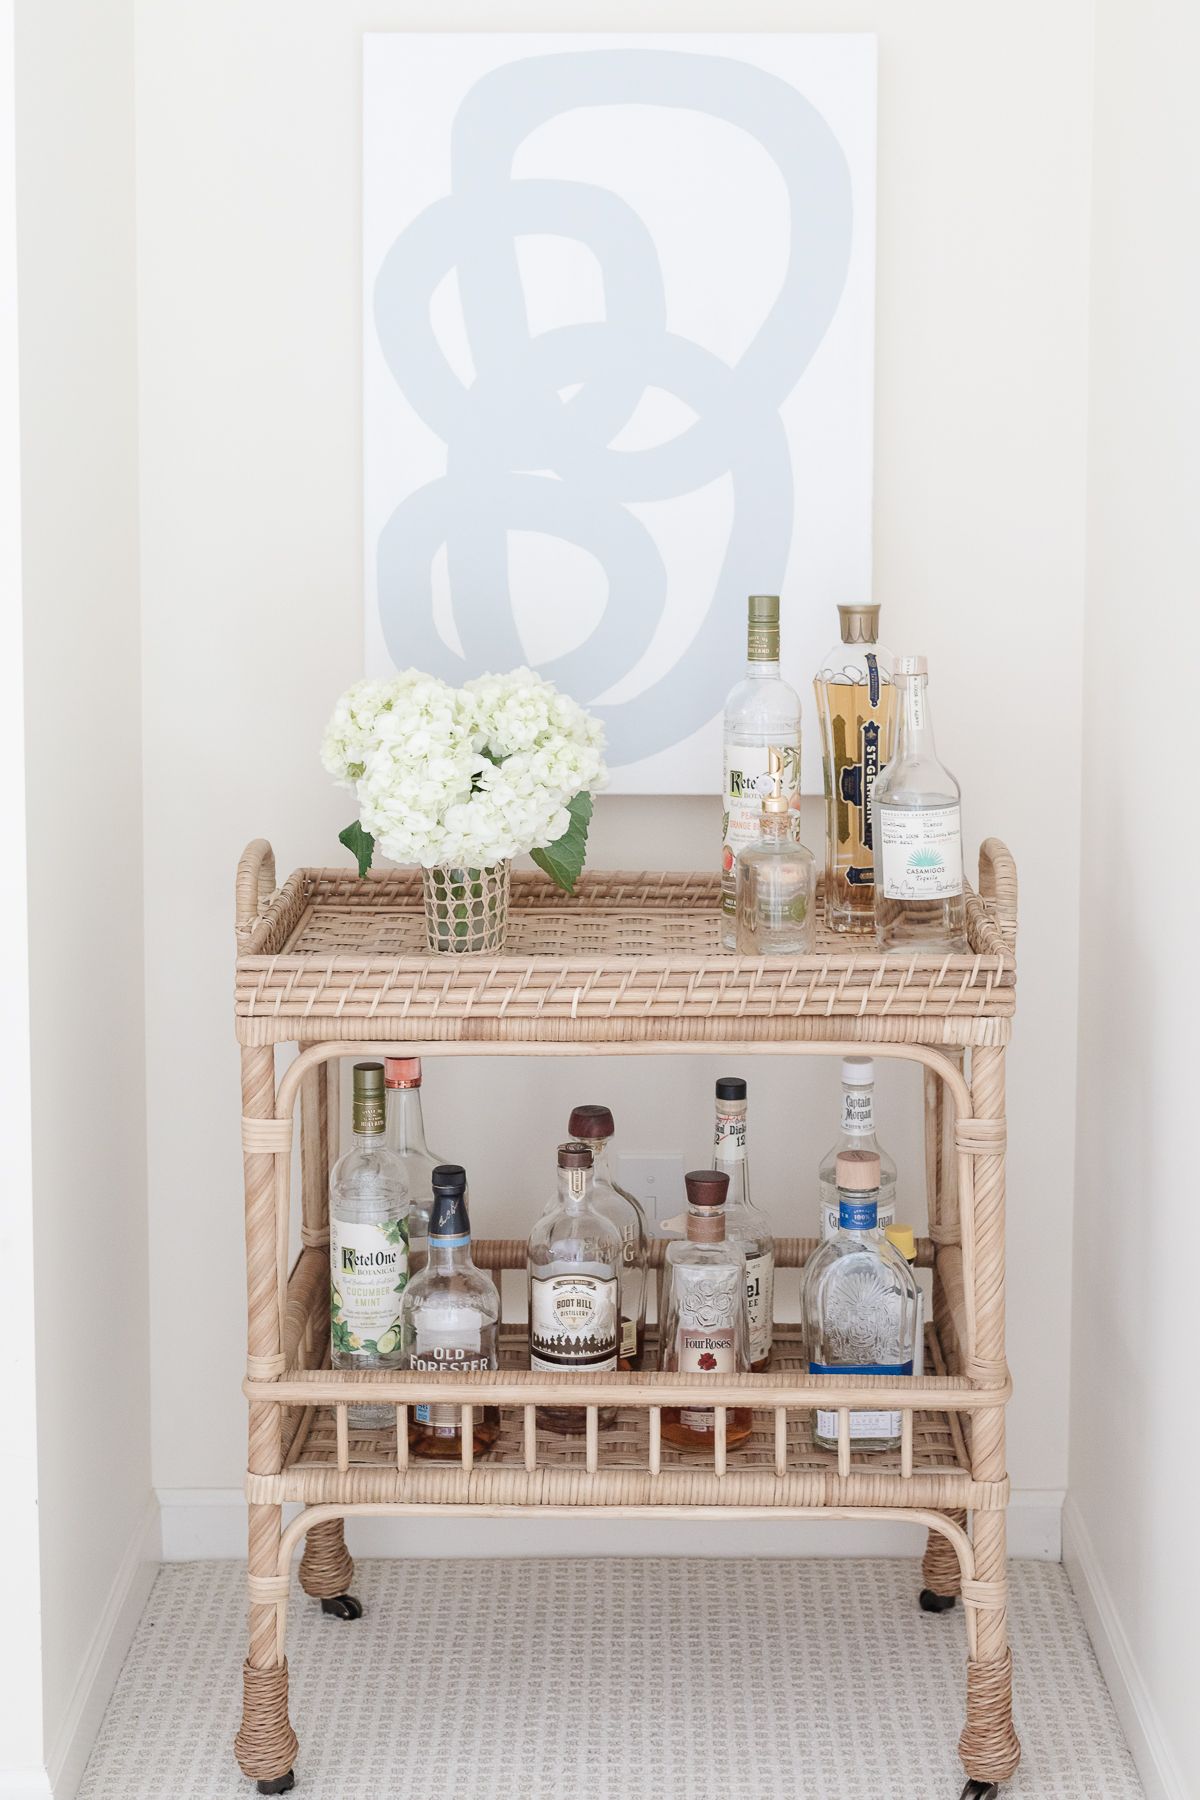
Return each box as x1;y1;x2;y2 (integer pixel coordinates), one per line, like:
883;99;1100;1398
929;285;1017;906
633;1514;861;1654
158;1485;1062;1563
1063;1495;1186;1800
44;1493;160;1800
0;1773;54;1800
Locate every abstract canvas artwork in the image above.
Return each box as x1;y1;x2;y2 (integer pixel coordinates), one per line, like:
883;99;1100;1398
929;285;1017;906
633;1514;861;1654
364;34;876;791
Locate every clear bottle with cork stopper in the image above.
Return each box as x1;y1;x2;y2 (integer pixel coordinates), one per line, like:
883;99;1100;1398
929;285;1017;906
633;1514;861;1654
813;602;895;933
734;746;817;954
659;1169;753;1453
721;594;802;949
385;1056;446;1275
566;1105;648;1369
528;1142;623;1434
802;1148;919;1454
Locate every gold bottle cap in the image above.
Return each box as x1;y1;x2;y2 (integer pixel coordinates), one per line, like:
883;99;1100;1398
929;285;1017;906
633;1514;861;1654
747;595;781;662
761;746;791;815
838;603;881;646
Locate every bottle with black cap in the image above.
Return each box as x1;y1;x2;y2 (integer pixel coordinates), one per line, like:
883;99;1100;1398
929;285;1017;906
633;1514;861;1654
659;1169;752;1452
399;1164;500;1460
713;1076;775;1370
566;1104;648;1369
528;1143;623;1433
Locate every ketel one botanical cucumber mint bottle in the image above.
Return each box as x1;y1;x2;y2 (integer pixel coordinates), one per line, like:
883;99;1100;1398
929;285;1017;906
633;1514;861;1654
721;595;801;950
329;1062;411;1428
400;1164;501;1461
527;1142;623;1435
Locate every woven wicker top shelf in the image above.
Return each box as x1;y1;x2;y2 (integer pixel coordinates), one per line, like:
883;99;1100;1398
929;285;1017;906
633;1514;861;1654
233;837;1017;1047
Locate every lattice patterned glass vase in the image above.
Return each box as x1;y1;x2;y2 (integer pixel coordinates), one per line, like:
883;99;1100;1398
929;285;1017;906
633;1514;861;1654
421;862;511;954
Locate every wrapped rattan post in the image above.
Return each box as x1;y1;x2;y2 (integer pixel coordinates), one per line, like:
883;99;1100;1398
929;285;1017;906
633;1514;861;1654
299;1516;354;1600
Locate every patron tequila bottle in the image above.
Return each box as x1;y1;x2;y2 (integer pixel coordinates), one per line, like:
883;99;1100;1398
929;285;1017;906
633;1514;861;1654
734;746;817;955
567;1104;648;1369
660;1170;752;1452
874;656;967;953
711;1077;775;1370
528;1143;623;1434
721;595;801;949
803;1150;918;1454
329;1062;410;1428
818;1058;897;1242
401;1163;500;1460
814;603;895;933
385;1056;445;1275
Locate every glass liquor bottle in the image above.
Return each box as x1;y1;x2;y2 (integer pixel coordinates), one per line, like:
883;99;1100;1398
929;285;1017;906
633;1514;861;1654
329;1061;410;1428
567;1104;648;1369
884;1225;925;1375
734;747;817;954
874;656;967;953
711;1077;775;1371
814;603;895;934
817;1058;898;1243
528;1143;623;1434
385;1056;446;1275
803;1150;918;1454
660;1170;753;1452
400;1163;500;1460
721;594;801;949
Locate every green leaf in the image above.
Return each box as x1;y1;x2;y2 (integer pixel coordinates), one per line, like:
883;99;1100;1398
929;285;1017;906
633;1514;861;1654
530;790;593;895
339;819;375;878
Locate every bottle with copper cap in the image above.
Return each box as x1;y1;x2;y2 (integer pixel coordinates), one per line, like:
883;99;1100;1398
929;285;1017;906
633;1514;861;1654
384;1057;446;1274
813;602;895;934
659;1169;753;1453
566;1105;648;1369
711;1077;775;1371
528;1143;623;1433
873;655;967;953
734;746;817;955
802;1149;919;1454
721;595;802;949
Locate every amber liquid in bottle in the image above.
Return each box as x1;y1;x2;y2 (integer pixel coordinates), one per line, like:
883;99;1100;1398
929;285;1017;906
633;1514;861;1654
660;1170;754;1453
409;1405;501;1461
814;604;895;935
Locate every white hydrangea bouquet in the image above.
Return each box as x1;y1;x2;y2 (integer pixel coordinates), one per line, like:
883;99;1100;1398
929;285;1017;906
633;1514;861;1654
322;668;607;950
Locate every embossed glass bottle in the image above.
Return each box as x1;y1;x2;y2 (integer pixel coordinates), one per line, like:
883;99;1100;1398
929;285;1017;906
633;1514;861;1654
817;1058;897;1243
814;603;895;933
874;656;967;953
528;1143;623;1434
567;1105;648;1369
721;595;802;949
385;1056;446;1275
711;1077;775;1370
401;1164;500;1460
659;1170;753;1452
803;1149;918;1454
329;1062;411;1428
734;746;816;955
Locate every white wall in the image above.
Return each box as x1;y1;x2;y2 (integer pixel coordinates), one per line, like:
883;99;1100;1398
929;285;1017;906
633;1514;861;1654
12;1;155;1790
1066;4;1200;1795
135;1;1091;1542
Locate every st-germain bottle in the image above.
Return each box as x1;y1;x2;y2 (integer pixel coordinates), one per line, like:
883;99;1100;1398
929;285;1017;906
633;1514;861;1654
813;603;895;933
528;1142;623;1434
329;1061;410;1428
803;1149;918;1454
659;1169;753;1452
874;655;967;953
567;1104;648;1369
385;1056;446;1274
400;1163;500;1461
711;1077;775;1370
721;594;802;949
818;1058;897;1243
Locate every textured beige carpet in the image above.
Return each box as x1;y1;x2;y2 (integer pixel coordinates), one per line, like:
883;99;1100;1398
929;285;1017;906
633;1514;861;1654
77;1558;1141;1799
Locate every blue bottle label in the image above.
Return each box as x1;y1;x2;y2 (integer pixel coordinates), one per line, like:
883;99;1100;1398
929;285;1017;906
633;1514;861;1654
838;1198;878;1231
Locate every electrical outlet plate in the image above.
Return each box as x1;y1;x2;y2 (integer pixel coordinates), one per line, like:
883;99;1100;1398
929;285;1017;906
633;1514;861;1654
616;1154;687;1237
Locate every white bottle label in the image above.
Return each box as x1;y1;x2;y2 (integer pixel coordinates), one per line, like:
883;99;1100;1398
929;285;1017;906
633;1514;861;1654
821;1195;896;1244
744;1250;774;1364
879;805;963;901
530;1273;618;1372
411;1308;487;1432
841;1089;875;1136
672;1260;744;1431
816;1406;902;1441
330;1218;408;1356
722;741;800;912
713;1108;746;1160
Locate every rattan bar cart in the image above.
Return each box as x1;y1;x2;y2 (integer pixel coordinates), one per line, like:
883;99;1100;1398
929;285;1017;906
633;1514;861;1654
231;836;1020;1798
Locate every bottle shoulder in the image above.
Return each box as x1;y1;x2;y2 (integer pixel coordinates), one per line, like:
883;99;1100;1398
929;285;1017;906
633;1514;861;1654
874;757;960;806
665;1237;747;1271
330;1142;409;1204
402;1264;499;1316
529;1203;623;1263
805;1235;918;1296
723;673;802;734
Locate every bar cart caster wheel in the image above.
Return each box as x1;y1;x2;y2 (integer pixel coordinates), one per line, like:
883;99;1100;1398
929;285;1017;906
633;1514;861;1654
320;1593;363;1620
920;1588;957;1613
959;1783;999;1799
256;1773;294;1796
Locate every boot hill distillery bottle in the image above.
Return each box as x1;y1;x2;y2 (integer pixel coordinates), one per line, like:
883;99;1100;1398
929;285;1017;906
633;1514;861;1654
329;1062;410;1428
566;1105;648;1369
711;1077;775;1370
385;1057;446;1275
659;1170;753;1452
813;603;895;933
528;1143;623;1434
721;595;801;949
874;655;968;953
400;1163;500;1460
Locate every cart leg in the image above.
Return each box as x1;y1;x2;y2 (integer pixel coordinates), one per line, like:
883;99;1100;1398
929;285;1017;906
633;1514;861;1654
958;1510;1020;1785
300;1515;362;1620
920;1508;967;1612
235;1503;297;1792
